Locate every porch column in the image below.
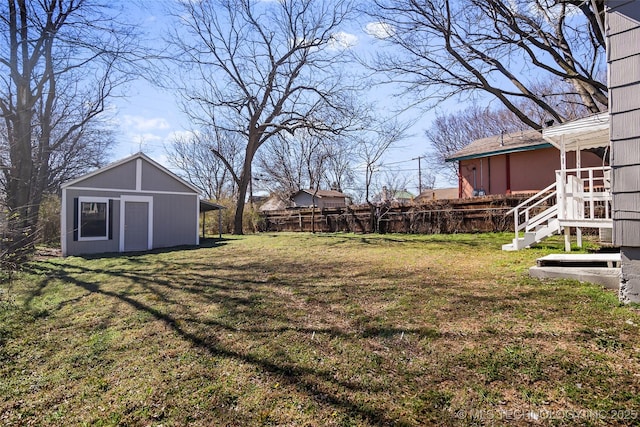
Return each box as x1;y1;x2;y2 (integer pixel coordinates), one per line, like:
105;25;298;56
559;135;571;251
575;140;582;248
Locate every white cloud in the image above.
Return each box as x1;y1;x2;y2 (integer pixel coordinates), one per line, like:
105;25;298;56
328;31;358;50
122;115;171;132
364;22;395;39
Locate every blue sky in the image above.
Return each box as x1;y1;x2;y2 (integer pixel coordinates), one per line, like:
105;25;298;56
108;1;456;192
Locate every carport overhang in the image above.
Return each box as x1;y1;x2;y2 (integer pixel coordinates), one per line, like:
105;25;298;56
200;200;225;212
199;200;226;239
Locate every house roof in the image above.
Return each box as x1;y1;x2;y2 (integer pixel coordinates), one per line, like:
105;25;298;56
394;190;415;200
542;112;609;152
61;152;202;194
415;188;458;201
259;196;290;211
295;189;347;198
445;129;550;162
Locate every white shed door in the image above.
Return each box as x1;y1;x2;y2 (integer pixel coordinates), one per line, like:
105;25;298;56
124;201;149;252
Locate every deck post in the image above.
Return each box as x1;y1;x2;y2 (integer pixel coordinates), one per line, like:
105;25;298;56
564;226;571;252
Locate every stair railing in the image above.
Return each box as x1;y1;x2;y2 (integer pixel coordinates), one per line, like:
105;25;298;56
506;182;557;243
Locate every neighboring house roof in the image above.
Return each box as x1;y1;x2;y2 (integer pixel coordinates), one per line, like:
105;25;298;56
394;190;415;200
294;189;347;199
415;188;459;201
259;196;290;211
61;151;202;194
445;129;550;162
374;187;415;203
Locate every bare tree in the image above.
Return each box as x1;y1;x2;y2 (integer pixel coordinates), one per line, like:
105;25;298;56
365;0;607;130
425;105;529;183
256;130;355;199
166;128;241;201
322;136;357;193
355;117;410;232
255;133;319;198
169;0;360;234
0;0;141;259
375;171;412;202
43;120;115;194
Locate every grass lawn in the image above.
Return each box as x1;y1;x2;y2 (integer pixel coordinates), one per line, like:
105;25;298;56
1;232;639;426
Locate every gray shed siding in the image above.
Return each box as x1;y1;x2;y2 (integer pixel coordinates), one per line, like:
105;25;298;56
62;154;200;256
608;0;640;247
151;193;198;248
75;160;137;190
63;190;198;256
142;161;195;193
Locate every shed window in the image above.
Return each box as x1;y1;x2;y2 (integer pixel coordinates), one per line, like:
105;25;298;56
78;198;110;240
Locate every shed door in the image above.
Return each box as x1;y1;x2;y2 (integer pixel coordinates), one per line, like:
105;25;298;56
124;201;149;252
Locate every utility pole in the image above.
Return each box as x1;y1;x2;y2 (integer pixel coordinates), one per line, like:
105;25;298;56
412;156;425;194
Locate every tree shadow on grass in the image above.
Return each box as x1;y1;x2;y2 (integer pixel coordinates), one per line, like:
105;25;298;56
23;259;419;426
22;242;624;426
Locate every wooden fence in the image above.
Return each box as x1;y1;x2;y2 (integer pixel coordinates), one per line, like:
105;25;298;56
259;194;535;234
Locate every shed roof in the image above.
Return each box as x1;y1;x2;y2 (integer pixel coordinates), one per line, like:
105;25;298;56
445;130;549;162
62;152;202;194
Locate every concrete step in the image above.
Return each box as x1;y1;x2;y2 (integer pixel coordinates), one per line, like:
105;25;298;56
530;253;621;290
536;253;620;268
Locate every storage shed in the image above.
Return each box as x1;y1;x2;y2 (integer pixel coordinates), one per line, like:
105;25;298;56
61;153;202;256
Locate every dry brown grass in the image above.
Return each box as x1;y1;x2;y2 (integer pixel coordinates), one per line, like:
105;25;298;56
1;232;639;426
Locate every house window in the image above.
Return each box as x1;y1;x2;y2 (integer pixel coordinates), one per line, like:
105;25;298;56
78;198;110;240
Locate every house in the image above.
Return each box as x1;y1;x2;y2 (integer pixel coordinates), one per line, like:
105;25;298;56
61;152;213;256
445;130;605;198
291;189;347;209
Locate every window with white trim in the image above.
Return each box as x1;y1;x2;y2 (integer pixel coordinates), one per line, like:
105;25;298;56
78;197;110;240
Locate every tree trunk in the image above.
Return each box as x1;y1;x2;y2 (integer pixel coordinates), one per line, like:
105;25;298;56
233;152;254;235
233;175;249;235
5;110;36;260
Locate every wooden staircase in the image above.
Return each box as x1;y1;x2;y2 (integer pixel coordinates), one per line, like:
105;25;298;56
503;166;612;251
